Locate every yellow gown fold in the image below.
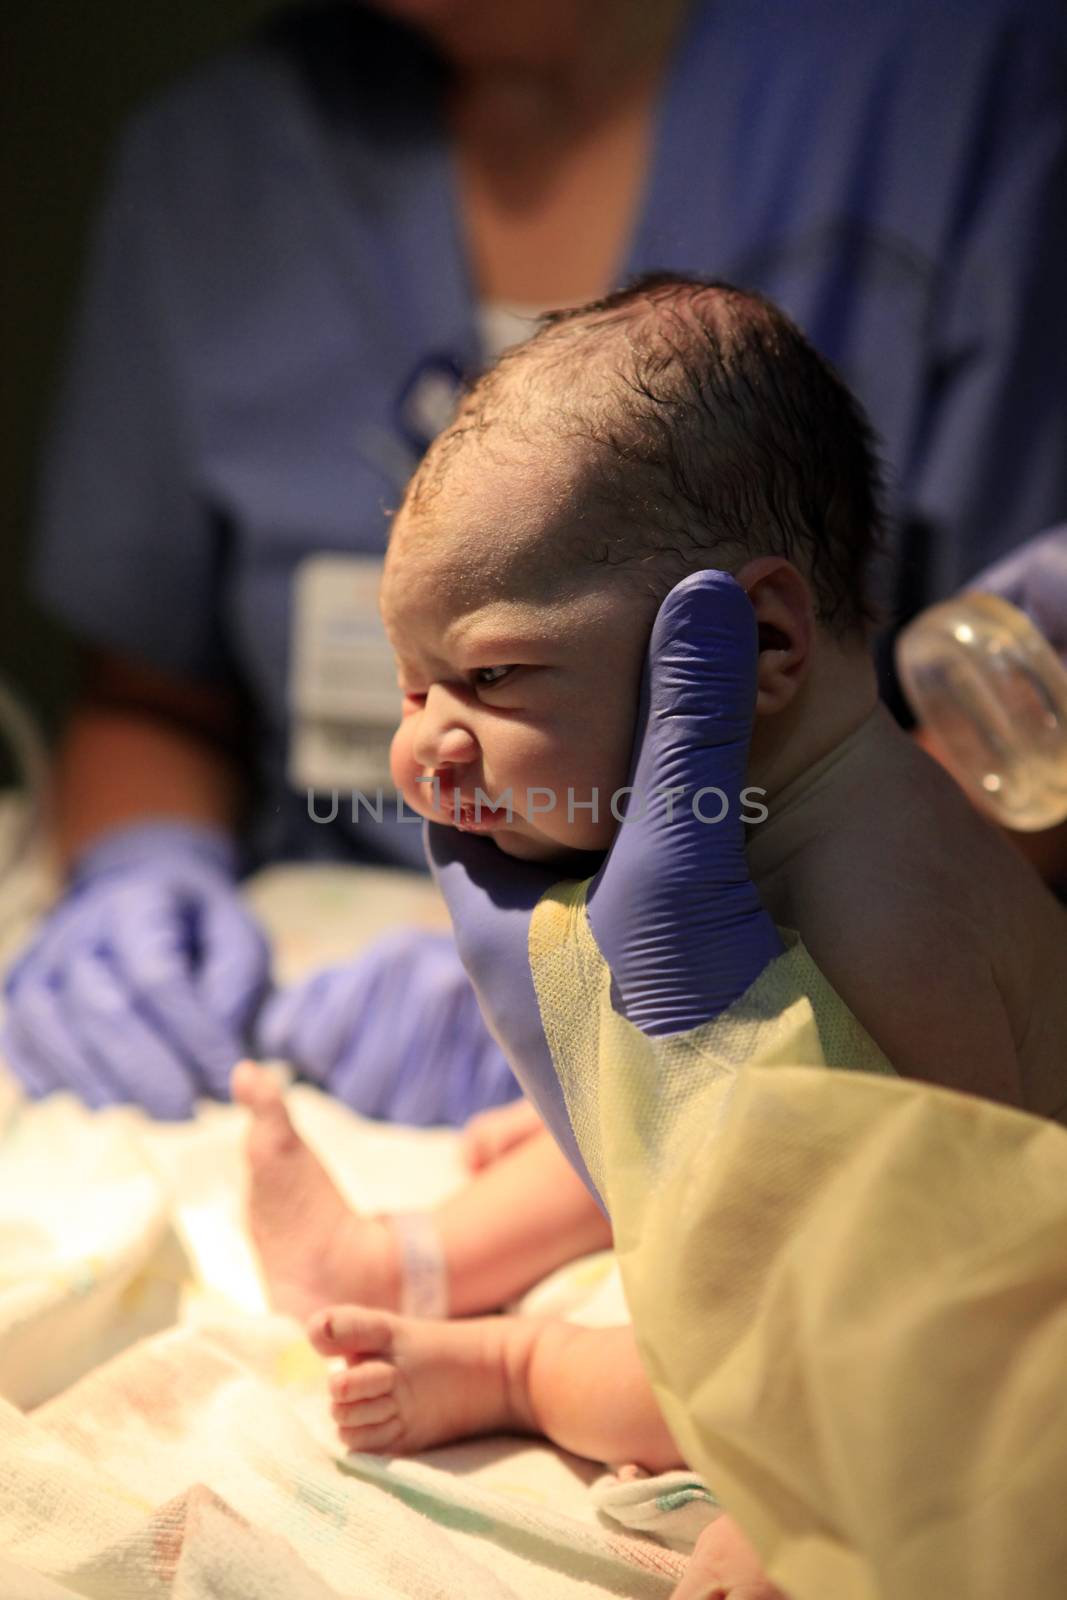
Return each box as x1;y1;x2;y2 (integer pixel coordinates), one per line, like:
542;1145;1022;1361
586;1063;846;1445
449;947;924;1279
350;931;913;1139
529;882;1067;1600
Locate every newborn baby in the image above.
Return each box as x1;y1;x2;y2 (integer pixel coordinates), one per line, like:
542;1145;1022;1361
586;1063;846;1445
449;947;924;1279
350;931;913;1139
383;276;1067;1108
237;278;1067;1596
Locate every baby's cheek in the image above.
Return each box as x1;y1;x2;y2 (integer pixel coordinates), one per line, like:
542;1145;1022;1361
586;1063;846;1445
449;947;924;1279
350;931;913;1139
390;720;428;816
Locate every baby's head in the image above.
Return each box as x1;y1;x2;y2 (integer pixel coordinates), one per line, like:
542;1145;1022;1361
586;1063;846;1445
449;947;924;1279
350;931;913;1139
382;276;884;862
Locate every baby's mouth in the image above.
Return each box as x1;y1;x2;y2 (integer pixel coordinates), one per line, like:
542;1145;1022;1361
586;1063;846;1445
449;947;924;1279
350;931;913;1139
431;773;515;834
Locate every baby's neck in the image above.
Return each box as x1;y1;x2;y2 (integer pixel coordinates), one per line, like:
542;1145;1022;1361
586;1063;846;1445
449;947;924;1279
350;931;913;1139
746;636;880;810
746;713;894;949
742;636;886;896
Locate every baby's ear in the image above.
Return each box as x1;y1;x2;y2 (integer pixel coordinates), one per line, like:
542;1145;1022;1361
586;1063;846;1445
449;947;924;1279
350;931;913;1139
733;557;814;715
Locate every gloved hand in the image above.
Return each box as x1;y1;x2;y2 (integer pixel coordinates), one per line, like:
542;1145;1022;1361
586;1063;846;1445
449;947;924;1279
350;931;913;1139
971;523;1067;664
428;570;783;1190
254;927;520;1127
1;821;270;1118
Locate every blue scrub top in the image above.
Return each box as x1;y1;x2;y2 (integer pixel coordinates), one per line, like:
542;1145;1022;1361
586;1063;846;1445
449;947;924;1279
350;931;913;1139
34;0;1067;869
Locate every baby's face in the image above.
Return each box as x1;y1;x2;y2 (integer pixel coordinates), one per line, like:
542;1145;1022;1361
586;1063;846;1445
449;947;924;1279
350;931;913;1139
381;452;655;863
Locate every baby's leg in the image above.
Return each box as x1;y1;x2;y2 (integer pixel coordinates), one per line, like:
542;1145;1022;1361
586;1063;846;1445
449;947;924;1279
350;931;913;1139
234;1062;398;1321
310;1307;681;1471
437;1121;611;1312
234;1062;610;1321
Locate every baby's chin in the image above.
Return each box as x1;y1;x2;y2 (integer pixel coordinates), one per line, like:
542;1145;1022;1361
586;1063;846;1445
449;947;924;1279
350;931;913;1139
489;829;567;863
490;826;610;871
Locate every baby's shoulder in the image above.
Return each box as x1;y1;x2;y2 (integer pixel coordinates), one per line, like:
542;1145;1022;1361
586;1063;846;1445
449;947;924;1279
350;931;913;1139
783;753;1055;1104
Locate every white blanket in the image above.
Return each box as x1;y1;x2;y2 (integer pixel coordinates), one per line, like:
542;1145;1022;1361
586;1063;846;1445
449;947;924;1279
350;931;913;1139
0;862;710;1598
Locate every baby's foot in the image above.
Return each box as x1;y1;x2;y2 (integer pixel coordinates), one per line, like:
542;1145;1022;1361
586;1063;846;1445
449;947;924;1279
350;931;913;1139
308;1303;535;1456
233;1062;400;1322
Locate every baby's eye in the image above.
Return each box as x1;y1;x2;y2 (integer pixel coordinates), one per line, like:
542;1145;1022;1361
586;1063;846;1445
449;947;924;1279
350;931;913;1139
472;665;515;690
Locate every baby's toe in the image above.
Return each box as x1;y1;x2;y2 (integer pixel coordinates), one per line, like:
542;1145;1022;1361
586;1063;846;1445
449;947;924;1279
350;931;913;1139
338;1415;404;1454
330;1359;396;1403
232;1059;267;1107
333;1394;398;1430
239;1066;299;1156
309;1304;396;1357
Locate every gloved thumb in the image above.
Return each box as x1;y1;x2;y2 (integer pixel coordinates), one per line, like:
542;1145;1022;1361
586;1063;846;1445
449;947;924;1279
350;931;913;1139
197;890;271;1034
428;826;574;985
587;570;783;1031
607;568;760;873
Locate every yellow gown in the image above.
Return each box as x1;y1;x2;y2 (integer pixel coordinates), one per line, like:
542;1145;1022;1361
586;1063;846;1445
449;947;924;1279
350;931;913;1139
529;882;1067;1600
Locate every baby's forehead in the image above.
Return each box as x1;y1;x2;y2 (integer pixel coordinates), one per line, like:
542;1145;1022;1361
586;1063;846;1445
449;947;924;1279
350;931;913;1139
383;519;569;642
385;442;588;604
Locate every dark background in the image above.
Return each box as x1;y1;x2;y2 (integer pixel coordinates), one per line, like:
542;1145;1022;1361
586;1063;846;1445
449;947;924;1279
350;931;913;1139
1;1;277;751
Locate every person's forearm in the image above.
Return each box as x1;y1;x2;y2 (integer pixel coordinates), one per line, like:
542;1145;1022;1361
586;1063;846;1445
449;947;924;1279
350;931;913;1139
54;707;241;864
52;652;243;866
436;1128;612;1315
504;1319;683;1473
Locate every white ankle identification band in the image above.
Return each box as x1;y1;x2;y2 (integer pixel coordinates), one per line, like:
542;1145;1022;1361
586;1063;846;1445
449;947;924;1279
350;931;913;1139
387;1212;449;1319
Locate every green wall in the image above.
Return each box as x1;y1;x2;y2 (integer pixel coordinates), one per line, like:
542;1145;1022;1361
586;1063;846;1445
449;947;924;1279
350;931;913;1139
0;0;277;758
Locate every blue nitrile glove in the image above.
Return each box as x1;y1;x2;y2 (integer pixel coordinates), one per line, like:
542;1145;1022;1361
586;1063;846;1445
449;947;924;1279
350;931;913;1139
1;821;270;1118
972;524;1067;664
428;571;784;1191
254;927;520;1127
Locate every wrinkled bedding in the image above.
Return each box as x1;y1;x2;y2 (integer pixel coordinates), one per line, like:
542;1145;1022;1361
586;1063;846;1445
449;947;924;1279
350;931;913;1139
0;862;696;1598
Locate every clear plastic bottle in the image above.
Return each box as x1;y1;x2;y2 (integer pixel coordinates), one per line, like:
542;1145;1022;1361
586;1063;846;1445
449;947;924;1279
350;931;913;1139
895;592;1067;832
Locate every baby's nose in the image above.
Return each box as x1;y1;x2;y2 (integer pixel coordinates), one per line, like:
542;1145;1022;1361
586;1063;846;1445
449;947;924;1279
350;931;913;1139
410;687;478;770
422;727;478;768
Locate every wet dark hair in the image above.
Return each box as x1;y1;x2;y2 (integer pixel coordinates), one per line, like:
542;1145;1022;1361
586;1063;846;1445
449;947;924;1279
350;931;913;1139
408;275;887;636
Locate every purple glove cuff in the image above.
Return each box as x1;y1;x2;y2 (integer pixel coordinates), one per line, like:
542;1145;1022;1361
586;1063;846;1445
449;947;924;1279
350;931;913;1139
69;820;239;888
971;524;1067;662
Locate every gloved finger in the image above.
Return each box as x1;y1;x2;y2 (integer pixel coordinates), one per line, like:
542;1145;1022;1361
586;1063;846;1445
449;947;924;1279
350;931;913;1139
2;927;58;1097
314;931;517;1126
254;964;382;1084
2;889;200;1109
1;886;100;1006
419;969;519;1130
251;980;308;1064
604;569;760;852
1;894;116;1102
416;1037;517;1130
328;937;461;1121
107;882;246;1100
427;823;598;1181
386;944;514;1127
195;890;271;1033
588;570;783;1030
648;568;762;748
6;970;124;1109
269;932;467;1105
428;824;581;1003
0;1013;61;1099
323;955;444;1114
971;524;1067;661
252;977;318;1064
64;949;198;1120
